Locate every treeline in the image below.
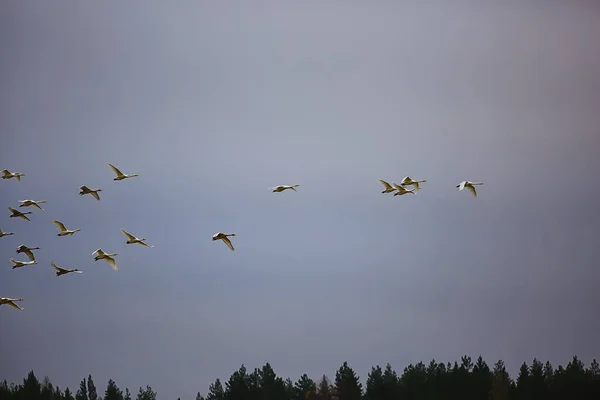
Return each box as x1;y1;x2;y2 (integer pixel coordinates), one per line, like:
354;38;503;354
1;355;599;400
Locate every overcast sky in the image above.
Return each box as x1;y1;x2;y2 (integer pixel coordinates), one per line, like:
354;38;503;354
1;1;599;398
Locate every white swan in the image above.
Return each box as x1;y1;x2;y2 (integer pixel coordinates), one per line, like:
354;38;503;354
108;163;139;181
392;183;416;196
378;179;397;194
51;262;83;276
79;185;102;201
457;181;484;197
0;228;14;238
16;244;40;261
52;220;81;236
0;297;24;310
212;232;236;251
400;176;427;191
10;258;38;269
1;169;25;181
121;229;153;248
91;248;118;271
8;207;32;221
19;199;47;210
271;184;300;193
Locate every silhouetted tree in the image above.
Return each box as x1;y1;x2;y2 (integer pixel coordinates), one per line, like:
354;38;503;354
205;378;224;400
489;360;511;400
104;379;124;400
314;375;332;400
224;365;252;400
334;362;362;400
64;387;75;400
195;391;205;400
257;362;288;400
22;371;42;400
123;388;131;400
87;375;98;400
294;374;316;400
75;378;88;400
135;385;156;400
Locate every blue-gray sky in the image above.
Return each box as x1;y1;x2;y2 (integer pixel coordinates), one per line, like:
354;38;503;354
1;1;599;398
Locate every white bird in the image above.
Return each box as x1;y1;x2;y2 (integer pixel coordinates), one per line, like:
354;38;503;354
1;169;25;181
457;180;484;197
16;244;40;261
121;229;153;248
52;220;81;236
0;297;24;310
8;207;32;221
79;185;102;200
400;176;427;191
51;262;83;276
392;183;416;196
0;228;14;238
18;199;47;210
91;249;118;271
10;258;38;269
212;232;236;251
271;184;300;193
108;163;139;181
378;179;397;194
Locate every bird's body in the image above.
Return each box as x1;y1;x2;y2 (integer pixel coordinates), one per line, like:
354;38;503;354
10;258;38;269
378;179;397;194
18;199;47;210
51;262;83;276
271;184;300;193
0;297;24;310
400;176;427;191
79;185;102;200
1;169;25;181
9;207;32;221
53;220;81;236
16;245;40;261
212;232;236;251
92;249;118;271
121;229;153;248
0;228;14;238
391;183;416;196
457;181;484;197
108;164;139;181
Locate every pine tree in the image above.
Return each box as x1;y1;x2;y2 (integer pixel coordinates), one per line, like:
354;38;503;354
294;374;316;400
124;388;131;400
205;378;225;400
224;365;251;400
40;376;54;400
257;362;288;400
334;362;362;400
195;391;205;400
87;375;98;400
488;360;511;400
104;379;124;400
76;378;88;400
22;371;42;400
135;385;157;400
515;361;530;400
528;358;546;400
64;387;75;400
315;375;332;400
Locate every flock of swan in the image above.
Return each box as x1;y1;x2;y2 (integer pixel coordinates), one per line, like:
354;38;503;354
0;166;484;311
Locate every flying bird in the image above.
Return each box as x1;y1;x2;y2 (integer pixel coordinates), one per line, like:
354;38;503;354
121;229;153;248
1;169;25;181
457;181;484;197
18;199;47;210
8;207;32;221
378;179;397;194
400;176;427;191
108;163;139;181
392;183;416;196
16;244;40;261
212;232;236;251
0;228;14;238
92;249;118;271
52;220;81;236
0;297;24;310
79;185;102;200
51;262;83;276
271;184;300;193
10;258;38;269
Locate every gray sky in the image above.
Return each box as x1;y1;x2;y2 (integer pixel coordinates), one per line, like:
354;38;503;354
1;1;599;398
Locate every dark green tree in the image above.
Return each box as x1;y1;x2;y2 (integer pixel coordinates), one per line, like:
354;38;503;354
87;375;98;400
293;374;316;400
488;360;511;400
224;365;251;400
75;378;88;400
528;358;547;400
256;362;288;400
135;385;156;400
195;391;205;400
400;362;428;399
123;388;131;400
515;361;530;400
21;371;42;400
64;387;75;400
104;379;124;400
205;378;224;400
334;362;362;400
471;356;492;400
314;375;332;400
40;376;54;400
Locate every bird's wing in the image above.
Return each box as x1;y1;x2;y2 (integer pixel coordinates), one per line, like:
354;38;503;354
32;203;44;210
8;207;17;213
104;257;118;271
9;258;17;266
23;249;35;261
138;241;153;248
467;184;477;197
378;179;393;190
392;182;404;191
20;214;31;221
53;220;67;231
51;262;65;272
91;191;100;201
108;164;124;177
80;185;89;191
222;237;235;251
413;182;421;190
92;248;104;256
121;229;136;240
6;301;23;310
459;181;466;191
1;170;10;177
